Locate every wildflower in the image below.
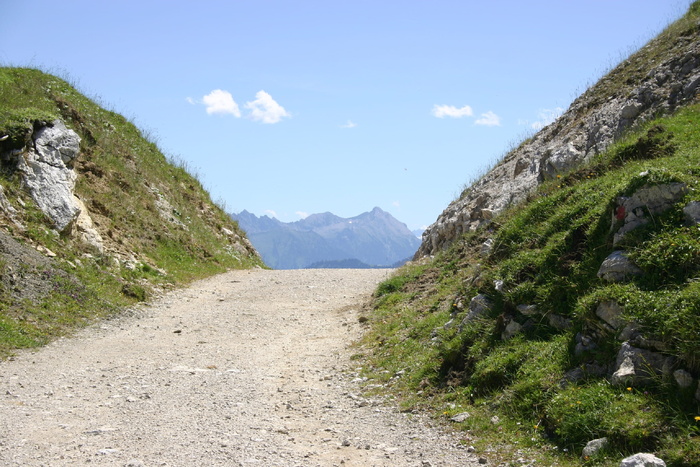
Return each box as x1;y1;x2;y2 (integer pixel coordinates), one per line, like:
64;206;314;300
695;416;700;422
626;387;632;391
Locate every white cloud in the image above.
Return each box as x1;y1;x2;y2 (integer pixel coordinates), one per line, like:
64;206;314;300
186;97;197;105
475;111;501;126
340;120;357;128
296;211;309;219
392;201;400;208
202;89;241;117
530;107;564;130
264;209;278;218
245;90;290;124
431;104;473;118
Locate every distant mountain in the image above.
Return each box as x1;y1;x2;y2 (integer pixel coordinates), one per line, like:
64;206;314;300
232;207;421;269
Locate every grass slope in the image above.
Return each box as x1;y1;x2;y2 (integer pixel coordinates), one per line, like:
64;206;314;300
358;7;700;466
0;67;263;357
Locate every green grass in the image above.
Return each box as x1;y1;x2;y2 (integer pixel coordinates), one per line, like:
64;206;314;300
0;67;264;357
359;84;700;467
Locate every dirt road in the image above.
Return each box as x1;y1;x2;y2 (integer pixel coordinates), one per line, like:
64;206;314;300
0;269;479;466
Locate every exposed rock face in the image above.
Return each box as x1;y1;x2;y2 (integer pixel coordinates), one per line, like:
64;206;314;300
16;120;82;232
73;196;104;253
417;24;700;257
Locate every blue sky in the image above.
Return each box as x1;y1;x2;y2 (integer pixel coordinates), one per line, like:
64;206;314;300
0;1;692;231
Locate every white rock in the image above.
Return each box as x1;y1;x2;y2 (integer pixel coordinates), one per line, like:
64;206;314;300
582;437;608;458
597;251;643;282
619;453;666;467
16;120;81;232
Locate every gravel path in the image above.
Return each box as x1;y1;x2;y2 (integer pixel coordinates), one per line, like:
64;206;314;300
0;268;480;466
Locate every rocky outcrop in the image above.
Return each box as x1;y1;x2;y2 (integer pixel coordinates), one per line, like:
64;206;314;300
417;19;700;257
15;120;82;233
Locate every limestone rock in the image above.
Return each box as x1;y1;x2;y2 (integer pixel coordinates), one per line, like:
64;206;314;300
574;333;597;356
501;320;522;340
464;294;493;321
516;304;539;316
450;412;470;423
612;342;675;386
0;184;23;229
596;300;626;331
73;196;104;253
673;369;693;388
16;120;81;232
597;251;643;282
684;200;700;225
619;453;666;467
548;313;573;331
415;29;700;258
582;437;608;459
612;182;687;245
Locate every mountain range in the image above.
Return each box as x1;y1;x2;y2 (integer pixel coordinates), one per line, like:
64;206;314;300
232;207;421;269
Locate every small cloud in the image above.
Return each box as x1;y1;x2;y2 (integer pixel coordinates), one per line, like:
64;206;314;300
264;209;278;218
530;107;564;130
432;104;473;118
340;120;357;129
296;211;309;219
475;111;501;126
392;201;400;208
202;89;241;117
245;90;290;124
186;97;197;105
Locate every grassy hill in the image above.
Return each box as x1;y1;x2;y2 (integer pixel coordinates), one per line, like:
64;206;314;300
0;67;263;357
358;5;700;467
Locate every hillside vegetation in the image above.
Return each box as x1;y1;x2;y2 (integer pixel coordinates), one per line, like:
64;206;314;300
359;5;700;467
0;68;263;357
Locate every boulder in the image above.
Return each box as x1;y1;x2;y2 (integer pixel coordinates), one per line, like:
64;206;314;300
16;120;81;232
612;182;687;245
464;294;493;321
619;453;666;467
501;319;522;340
450;412;471;423
548;313;573;331
611;342;675;386
684;200;700;225
596;300;626;331
672;369;693;388
582;437;608;458
597;251;643;282
574;333;598;356
516;304;539;316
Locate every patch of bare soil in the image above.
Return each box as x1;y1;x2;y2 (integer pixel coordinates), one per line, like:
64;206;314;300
0;268;480;466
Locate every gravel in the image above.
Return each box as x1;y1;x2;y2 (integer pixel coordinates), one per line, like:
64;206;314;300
0;268;481;466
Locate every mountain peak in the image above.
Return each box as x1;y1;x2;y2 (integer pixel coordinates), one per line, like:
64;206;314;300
231;208;420;269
